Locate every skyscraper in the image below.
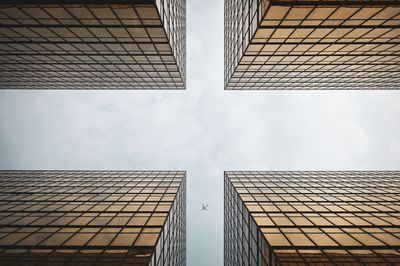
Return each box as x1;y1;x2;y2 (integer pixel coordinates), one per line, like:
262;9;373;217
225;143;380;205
225;1;400;90
225;171;400;265
0;0;186;89
0;170;186;265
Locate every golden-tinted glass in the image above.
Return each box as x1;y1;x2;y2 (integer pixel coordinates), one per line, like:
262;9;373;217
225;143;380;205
0;170;186;265
225;0;400;89
0;0;185;89
224;171;400;265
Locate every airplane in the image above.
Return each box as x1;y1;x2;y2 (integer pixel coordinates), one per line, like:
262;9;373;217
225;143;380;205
201;204;209;211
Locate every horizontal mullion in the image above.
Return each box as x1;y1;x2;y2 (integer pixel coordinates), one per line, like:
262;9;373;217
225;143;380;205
0;72;178;75
0;211;170;214
11;188;182;190
243;54;400;58
246;210;399;214
233;70;400;73
0;62;178;65
250;41;400;45
258;24;400;29
242;81;400;82
268;244;400;250
270;0;400;6
240;200;400;203
0;24;163;29
0;200;175;203
0;53;169;56
258;225;400;230
238;191;400;194
225;87;399;89
0;245;155;251
0;0;156;4
238;62;399;65
233;184;400;187
0;87;185;90
0;191;175;194
0;82;184;85
0;40;169;44
0;183;174;185
0;244;156;250
234;76;399;79
0;192;176;194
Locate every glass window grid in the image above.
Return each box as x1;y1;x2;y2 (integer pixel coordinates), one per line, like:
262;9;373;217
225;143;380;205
225;1;400;90
0;1;185;89
224;171;400;265
0;170;186;266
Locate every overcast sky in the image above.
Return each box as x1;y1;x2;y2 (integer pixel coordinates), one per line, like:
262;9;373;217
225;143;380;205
1;0;400;265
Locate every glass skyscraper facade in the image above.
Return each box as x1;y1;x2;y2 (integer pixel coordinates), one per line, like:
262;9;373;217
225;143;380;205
0;170;186;265
225;0;400;90
225;171;400;265
0;0;186;89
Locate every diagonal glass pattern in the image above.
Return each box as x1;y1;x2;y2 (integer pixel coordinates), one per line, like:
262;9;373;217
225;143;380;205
224;171;400;265
225;0;400;90
0;170;186;265
0;0;186;90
